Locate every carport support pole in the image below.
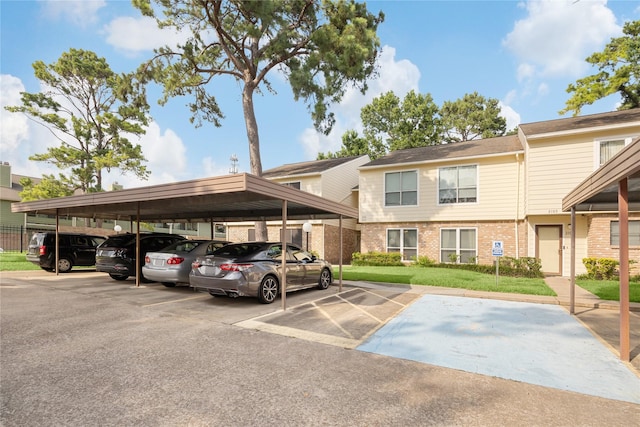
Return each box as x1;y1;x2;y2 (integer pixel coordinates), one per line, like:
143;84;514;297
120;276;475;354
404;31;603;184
339;215;343;292
55;211;60;275
281;200;288;311
570;208;576;314
619;179;630;362
135;202;141;288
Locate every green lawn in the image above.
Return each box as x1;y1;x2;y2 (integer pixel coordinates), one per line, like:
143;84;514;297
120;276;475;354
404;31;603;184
0;252;39;272
576;278;640;303
335;265;556;296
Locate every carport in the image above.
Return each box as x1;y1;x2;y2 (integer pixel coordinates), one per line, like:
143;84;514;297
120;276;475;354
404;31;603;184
563;138;640;362
11;173;358;310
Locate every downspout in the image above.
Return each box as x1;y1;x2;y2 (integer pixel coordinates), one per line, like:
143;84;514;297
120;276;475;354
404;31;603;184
515;153;520;258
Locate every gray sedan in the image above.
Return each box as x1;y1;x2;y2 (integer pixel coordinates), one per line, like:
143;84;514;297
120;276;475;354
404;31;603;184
189;242;333;303
143;239;229;287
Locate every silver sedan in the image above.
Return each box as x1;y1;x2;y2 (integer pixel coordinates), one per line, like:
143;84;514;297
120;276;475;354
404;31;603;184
189;242;333;304
143;239;229;287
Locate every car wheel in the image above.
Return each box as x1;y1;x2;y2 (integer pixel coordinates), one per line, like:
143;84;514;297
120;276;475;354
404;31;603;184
317;268;332;290
258;275;279;304
109;273;128;281
57;258;72;273
162;282;176;287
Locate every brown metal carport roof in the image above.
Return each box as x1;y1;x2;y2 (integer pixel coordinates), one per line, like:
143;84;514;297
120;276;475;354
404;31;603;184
11;173;358;222
11;173;358;309
562;138;640;362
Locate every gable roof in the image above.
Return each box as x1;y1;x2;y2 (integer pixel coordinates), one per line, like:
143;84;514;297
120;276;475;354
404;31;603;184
262;155;366;179
361;135;523;169
520;109;640;137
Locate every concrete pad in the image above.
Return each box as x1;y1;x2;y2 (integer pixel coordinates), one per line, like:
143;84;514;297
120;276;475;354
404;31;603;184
358;294;640;404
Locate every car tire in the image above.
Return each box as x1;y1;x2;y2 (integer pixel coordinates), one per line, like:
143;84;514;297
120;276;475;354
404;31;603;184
258;275;279;304
162;282;176;287
109;273;128;281
57;258;73;273
317;268;332;290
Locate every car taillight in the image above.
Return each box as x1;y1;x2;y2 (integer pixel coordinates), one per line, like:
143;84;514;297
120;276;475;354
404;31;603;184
39;245;46;256
145;256;150;263
220;263;253;272
191;261;201;269
167;257;184;265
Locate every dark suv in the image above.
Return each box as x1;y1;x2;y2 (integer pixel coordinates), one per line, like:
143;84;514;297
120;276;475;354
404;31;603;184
26;232;106;273
95;233;185;281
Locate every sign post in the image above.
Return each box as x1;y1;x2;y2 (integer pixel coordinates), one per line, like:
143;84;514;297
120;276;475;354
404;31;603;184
492;241;504;285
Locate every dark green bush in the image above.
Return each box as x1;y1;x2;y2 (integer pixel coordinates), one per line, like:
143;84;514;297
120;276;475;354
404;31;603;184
582;257;619;280
351;251;403;266
413;255;543;278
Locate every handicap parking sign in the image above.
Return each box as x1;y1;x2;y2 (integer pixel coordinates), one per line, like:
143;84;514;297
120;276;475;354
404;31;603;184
492;241;504;257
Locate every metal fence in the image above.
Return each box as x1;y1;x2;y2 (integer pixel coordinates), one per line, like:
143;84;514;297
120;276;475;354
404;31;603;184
0;225;48;252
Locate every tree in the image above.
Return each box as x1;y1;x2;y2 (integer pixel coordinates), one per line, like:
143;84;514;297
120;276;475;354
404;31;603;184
561;20;640;116
5;49;150;197
18;176;75;201
318;90;440;159
439;92;506;143
316;129;373;159
133;0;384;240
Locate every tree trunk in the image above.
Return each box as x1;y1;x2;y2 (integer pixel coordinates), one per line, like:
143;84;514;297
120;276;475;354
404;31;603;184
242;82;268;241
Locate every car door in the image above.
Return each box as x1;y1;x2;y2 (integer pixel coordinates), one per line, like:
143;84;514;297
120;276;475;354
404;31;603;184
290;245;321;286
267;244;304;289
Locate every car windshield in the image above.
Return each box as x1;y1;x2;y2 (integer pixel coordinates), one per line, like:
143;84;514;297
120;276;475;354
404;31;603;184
211;243;263;257
29;234;44;246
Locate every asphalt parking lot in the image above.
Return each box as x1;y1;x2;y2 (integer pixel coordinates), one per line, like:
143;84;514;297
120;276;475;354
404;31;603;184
1;270;639;426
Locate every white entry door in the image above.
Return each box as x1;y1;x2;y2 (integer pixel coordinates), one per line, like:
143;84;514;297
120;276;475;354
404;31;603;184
536;225;562;275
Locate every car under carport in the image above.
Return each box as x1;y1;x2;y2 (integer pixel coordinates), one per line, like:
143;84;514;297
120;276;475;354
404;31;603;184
11;173;358;310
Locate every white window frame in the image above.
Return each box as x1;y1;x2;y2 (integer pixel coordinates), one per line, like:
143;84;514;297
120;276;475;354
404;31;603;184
384;170;418;207
386;228;418;261
437;164;478;205
440;227;478;263
594;136;634;169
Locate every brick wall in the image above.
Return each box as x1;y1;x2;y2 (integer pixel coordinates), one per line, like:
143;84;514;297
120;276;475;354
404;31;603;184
587;214;640;274
361;220;525;265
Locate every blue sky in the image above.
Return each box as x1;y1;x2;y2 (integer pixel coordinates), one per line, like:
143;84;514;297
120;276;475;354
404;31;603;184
1;0;639;190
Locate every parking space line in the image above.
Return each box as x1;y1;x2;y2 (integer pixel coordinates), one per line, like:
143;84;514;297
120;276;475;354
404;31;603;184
142;294;210;307
313;301;357;340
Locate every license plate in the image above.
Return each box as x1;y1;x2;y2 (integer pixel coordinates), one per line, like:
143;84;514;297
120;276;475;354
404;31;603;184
152;259;164;266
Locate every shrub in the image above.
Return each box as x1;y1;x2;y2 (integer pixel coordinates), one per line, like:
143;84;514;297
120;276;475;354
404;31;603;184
412;255;543;278
351;251;403;266
582;257;619;280
413;255;437;267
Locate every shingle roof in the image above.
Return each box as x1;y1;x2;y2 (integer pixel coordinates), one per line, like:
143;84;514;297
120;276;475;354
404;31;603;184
362;135;523;168
262;155;365;178
520;109;640;136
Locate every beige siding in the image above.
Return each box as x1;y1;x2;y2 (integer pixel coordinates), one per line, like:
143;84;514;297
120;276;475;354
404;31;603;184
321;156;368;205
525;129;640;215
359;155;523;223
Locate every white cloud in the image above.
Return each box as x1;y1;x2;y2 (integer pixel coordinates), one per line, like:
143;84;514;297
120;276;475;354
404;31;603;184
299;45;421;159
0;75;29;153
103;15;193;54
103;122;188;189
41;0;106;28
201;157;235;178
0;75;60;178
503;0;620;79
498;101;521;132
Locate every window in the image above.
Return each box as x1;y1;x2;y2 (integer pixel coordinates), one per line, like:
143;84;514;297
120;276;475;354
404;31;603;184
385;171;417;206
439;165;477;204
599;140;626;165
283;182;301;190
441;228;477;263
387;228;417;261
610;221;640;246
